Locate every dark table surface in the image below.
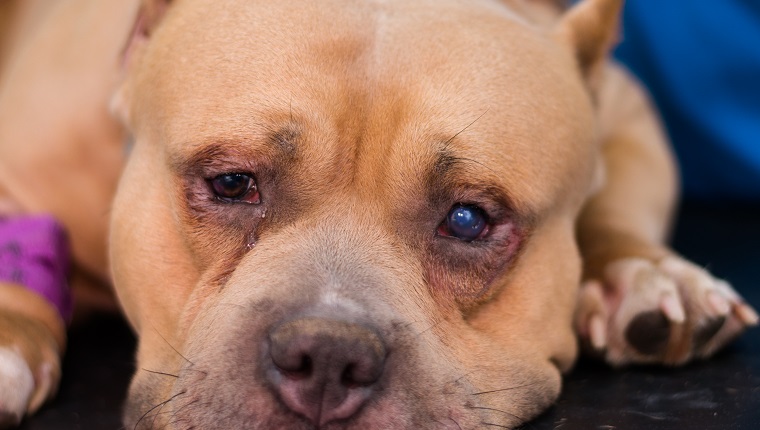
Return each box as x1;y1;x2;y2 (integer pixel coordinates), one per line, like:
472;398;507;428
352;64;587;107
17;203;760;430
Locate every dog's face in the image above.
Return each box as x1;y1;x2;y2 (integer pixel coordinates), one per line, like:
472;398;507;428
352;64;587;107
110;0;617;428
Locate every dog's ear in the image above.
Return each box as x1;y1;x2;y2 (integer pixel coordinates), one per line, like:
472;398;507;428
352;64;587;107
121;0;172;67
138;0;172;37
112;0;171;125
554;0;623;83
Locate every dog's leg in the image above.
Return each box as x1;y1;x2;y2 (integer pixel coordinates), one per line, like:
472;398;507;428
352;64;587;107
0;284;65;427
0;0;137;424
0;4;69;424
0;180;67;427
575;63;759;366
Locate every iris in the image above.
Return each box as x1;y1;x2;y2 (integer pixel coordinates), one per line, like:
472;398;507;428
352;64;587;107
210;173;258;202
445;205;487;241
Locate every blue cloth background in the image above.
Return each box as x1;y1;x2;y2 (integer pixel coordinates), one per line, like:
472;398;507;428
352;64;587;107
614;1;760;201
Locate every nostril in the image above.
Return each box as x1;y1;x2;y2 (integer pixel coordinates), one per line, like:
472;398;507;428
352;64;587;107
341;365;358;388
298;355;312;376
275;354;312;380
341;353;384;387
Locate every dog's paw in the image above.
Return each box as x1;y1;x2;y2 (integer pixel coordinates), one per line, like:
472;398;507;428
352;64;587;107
0;347;35;427
576;256;758;366
0;311;62;428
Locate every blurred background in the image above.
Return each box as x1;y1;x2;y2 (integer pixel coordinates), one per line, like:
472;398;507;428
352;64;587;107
615;0;760;203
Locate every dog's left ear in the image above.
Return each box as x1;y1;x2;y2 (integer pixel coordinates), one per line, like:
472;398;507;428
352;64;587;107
554;0;623;84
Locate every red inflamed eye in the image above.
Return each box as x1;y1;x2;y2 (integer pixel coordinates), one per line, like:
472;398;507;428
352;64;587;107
209;173;260;204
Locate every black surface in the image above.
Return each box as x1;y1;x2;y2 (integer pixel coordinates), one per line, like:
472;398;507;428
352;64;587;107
18;203;760;430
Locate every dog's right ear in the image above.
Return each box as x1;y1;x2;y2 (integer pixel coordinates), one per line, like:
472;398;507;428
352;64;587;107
112;0;171;125
122;0;171;67
139;0;172;37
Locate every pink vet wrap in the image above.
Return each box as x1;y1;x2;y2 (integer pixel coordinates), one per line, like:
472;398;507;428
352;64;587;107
0;215;73;323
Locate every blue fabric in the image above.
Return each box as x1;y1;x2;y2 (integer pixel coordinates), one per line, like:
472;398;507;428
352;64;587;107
615;0;760;201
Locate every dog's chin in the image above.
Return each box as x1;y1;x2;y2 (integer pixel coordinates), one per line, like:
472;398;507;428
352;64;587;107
123;308;562;430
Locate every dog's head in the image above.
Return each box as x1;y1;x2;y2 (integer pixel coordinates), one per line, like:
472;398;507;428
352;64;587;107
110;0;621;428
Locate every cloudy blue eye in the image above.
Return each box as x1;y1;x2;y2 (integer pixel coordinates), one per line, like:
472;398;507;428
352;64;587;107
209;173;260;203
440;205;488;241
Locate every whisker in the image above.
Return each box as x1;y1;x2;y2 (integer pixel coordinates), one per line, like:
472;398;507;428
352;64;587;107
415;319;444;338
470;382;538;396
415;324;436;338
469;406;524;422
162;398;202;430
442;109;490;149
150;398;170;430
141;368;179;378
481;422;510;429
449;418;464;430
401;319;423;330
150;324;194;366
133;390;187;430
451;369;478;385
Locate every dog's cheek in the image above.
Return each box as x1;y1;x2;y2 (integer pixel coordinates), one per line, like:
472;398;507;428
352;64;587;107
424;256;500;304
171;176;267;271
423;228;526;309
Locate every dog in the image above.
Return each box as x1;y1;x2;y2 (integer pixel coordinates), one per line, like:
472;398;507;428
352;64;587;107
0;0;757;428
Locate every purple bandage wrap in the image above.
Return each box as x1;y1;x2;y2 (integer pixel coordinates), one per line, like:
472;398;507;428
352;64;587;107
0;215;73;323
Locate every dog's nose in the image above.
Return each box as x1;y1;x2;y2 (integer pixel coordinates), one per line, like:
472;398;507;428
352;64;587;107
267;317;387;426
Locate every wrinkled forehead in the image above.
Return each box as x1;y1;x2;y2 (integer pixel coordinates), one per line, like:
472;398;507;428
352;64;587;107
130;0;595;211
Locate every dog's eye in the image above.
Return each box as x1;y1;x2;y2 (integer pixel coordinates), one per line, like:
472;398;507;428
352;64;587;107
209;173;260;203
437;204;489;241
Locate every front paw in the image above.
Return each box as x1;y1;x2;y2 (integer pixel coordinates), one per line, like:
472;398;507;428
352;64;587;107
576;256;758;366
0;347;35;427
0;310;62;428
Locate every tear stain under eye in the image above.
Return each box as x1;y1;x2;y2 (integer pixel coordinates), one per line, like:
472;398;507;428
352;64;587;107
248;209;270;249
245;210;267;250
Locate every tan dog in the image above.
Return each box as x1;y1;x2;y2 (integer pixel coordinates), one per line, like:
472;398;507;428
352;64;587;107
0;0;757;428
